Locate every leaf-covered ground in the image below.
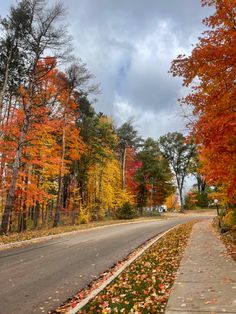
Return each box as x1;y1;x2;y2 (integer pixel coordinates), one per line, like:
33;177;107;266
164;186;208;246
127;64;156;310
75;222;194;314
211;219;236;262
220;229;236;262
0;217;164;246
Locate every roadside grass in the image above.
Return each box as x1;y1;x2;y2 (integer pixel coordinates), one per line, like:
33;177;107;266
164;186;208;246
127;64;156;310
0;216;164;246
71;222;194;314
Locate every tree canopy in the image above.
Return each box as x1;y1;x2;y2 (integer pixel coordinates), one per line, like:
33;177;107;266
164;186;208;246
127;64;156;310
170;0;236;204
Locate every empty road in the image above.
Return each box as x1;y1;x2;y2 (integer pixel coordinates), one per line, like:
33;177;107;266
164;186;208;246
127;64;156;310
0;215;212;313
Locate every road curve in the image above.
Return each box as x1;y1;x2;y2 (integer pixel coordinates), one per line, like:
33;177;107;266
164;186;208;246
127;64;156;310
0;216;211;314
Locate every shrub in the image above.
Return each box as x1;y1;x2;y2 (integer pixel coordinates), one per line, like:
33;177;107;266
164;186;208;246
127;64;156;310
196;192;209;208
142;208;161;216
222;210;236;229
116;202;136;219
79;214;89;224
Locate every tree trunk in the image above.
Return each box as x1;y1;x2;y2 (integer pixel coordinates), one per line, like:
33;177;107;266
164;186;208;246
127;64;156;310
54;172;63;227
176;177;184;211
49;200;53;220
0;56;35;234
71;189;76;225
71;172;77;225
0;118;29;234
53;118;66;227
0;47;13;120
34;201;40;229
42;203;45;225
98;168;103;204
17;213;21;233
122;147;126;190
179;189;184;211
18;212;27;233
197;175;206;193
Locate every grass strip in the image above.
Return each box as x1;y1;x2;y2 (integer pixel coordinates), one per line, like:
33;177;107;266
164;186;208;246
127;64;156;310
77;222;194;314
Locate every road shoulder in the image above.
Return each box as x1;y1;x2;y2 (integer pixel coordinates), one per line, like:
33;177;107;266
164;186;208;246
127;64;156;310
0;217;165;251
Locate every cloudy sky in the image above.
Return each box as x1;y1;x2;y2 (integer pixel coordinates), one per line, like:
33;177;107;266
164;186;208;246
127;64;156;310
1;0;212;139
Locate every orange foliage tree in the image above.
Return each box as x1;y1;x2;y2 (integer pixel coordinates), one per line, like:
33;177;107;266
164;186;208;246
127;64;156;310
170;0;236;204
0;59;84;232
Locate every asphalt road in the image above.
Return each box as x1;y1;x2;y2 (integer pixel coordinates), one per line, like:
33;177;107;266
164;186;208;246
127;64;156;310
0;216;212;314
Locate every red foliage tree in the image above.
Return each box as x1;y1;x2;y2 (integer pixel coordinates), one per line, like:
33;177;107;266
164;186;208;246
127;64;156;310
170;0;236;203
125;147;142;198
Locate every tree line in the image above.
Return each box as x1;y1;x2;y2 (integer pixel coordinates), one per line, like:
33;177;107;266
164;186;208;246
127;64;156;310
1;0;234;234
0;0;198;234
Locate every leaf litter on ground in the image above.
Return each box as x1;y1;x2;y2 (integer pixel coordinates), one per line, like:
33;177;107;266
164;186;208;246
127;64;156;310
211;223;236;262
53;221;195;314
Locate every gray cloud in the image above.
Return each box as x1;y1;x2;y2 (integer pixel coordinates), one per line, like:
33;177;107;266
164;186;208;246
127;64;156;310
1;0;212;139
65;0;211;138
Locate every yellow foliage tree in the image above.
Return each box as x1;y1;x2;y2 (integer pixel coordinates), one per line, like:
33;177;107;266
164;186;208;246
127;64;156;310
87;155;132;220
165;194;180;211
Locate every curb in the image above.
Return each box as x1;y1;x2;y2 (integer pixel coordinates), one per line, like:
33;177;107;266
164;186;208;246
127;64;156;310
68;225;178;314
0;218;166;250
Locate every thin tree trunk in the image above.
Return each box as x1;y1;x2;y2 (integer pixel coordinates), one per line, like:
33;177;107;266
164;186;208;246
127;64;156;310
0;57;36;234
71;171;77;225
71;187;76;225
0;95;14;189
42;203;45;225
18;197;27;233
30;206;34;221
122;147;126;190
17;212;21;232
98;168;103;204
176;176;184;211
53;117;66;227
54;172;63;227
49;200;53;220
0;47;13;119
34;201;40;229
19;212;27;232
179;189;184;211
0;118;29;234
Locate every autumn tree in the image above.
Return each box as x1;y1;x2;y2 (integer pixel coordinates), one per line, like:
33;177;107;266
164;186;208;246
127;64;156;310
125;147;142;200
159;132;195;209
82;115;132;219
188;152;210;208
170;0;236;204
117;121;142;191
165;194;180;211
0;0;32;120
75;96;98;205
76;99;117;207
48;66;85;227
136;138;174;213
0;0;69;234
189;153;207;194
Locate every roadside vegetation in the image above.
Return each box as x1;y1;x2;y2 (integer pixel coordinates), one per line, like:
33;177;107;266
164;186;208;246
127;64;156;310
213;211;236;262
221;229;236;262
